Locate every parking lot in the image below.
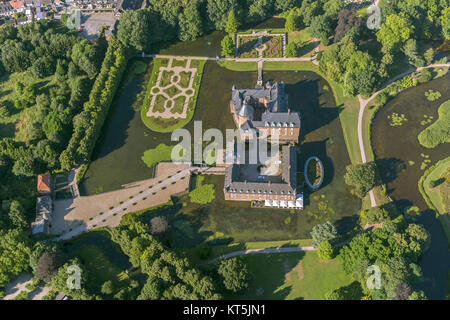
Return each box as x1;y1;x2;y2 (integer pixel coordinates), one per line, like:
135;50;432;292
79;12;117;40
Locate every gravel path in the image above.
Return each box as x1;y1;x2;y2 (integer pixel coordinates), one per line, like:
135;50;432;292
208;246;316;264
356;63;450;208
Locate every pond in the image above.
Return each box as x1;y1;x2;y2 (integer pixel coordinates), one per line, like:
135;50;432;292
371;72;450;299
151;17;286;57
80;58;360;243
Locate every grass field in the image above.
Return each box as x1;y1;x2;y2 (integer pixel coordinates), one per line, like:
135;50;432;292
287;28;316;57
217;60;258;71
224;251;354;300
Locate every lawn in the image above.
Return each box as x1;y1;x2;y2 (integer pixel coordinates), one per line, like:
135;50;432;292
141;143;174;168
217;60;258;71
287;28;316;57
420;156;450;215
224;251;354;300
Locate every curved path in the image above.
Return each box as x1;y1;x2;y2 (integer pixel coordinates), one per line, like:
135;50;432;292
208;246;315;264
357;63;450;207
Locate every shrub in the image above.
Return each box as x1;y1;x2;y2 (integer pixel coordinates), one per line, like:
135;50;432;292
189;184;215;204
285;41;301;57
317;240;333;261
364;206;390;224
418;69;432;83
344;162;378;198
195;243;212;259
221;35;234;57
217;257;250;293
310;221;338;248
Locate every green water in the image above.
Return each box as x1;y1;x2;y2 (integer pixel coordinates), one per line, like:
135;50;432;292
80;59;360;243
371;73;450;299
152;17;286;57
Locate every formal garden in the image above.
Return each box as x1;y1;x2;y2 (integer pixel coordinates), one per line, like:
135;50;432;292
141;57;206;133
237;33;284;58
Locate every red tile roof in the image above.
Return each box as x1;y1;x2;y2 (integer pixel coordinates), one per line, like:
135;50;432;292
37;174;51;193
9;0;25;10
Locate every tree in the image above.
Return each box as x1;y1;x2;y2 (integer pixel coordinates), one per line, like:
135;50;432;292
207;0;238;31
364;206;390;224
0;229;31;288
325;288;344;300
71;40;102;78
275;0;297;13
0;24;17;45
117;9;152;51
402;39;424;67
221;35;234;57
423;48;434;65
310;221;338;248
285;41;301;57
8;200;27;230
178;1;204;41
0;40;30;73
225;10;239;34
394;282;411;300
0;105;9;118
31;57;54;79
101;280;115;296
34;140;59;169
309;15;332;45
441;7;450;40
217;257;249;293
285;9;301;32
323;0;343;20
35;250;68;283
300;0;320;26
248;0;274;24
317;240;333;261
344;162;378;198
12;157;35;177
376;14;413;53
408;290;427;300
334;9;362;43
150;216;170;235
195;243;212;260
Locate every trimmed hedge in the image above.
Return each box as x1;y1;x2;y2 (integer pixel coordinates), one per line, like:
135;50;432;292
60;36;129;170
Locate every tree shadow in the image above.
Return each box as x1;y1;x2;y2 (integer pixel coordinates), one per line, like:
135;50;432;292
375;157;406;185
284;79;342;137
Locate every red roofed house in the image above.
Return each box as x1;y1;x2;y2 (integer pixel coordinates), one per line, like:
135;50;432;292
9;0;25;13
37;174;51;194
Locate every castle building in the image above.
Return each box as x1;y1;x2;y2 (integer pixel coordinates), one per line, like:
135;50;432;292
229;81;301;143
224;81;303;209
